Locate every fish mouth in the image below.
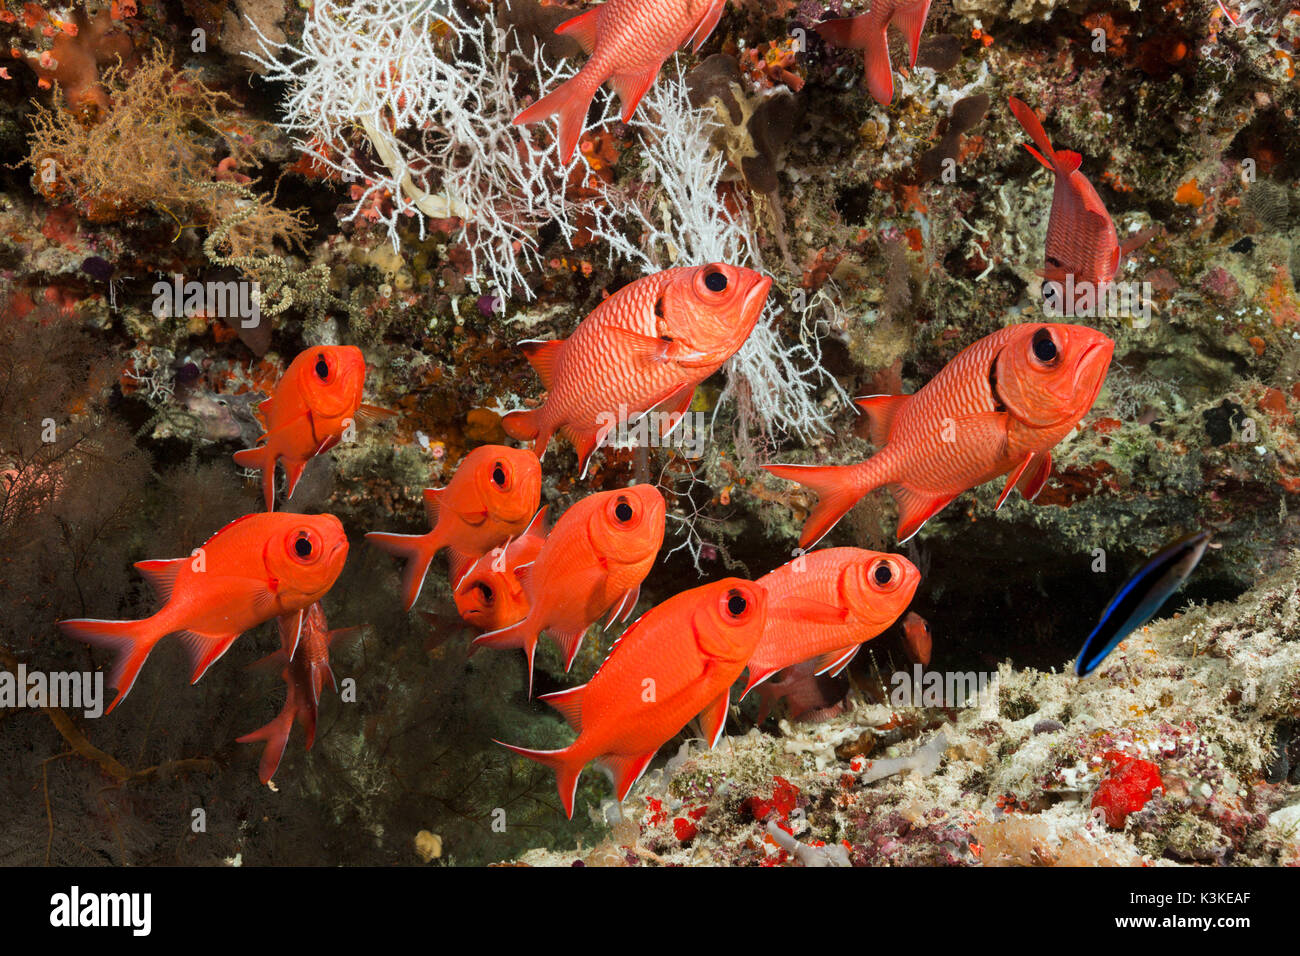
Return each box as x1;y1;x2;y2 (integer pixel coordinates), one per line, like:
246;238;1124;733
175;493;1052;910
1073;338;1116;408
740;274;774;328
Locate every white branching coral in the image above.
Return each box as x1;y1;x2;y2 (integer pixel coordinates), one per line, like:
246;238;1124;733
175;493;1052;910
244;0;598;298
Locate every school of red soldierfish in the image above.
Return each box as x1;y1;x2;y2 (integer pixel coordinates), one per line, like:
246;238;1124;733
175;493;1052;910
57;0;1141;814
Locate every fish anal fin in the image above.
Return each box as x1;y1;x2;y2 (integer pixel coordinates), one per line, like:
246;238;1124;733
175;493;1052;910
549;626;587;673
518;338;566;390
855;394;909;445
891;0;933;66
539;683;586;733
554;7;600;53
600;751;656;802
610;65;661;123
697;689;731;749
283;457;308;501
133;558;185;604
179;630;241;684
687;0;727;52
890;485;956;543
422;487;443;526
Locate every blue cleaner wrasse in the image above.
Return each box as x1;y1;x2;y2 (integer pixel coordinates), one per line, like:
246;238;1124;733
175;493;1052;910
1074;530;1211;677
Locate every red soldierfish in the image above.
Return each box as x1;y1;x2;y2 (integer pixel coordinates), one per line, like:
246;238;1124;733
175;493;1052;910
446;507;548;632
237;602;360;784
514;0;729;162
497;577;768;819
471;485;666;695
503;264;772;476
1008;98;1150;307
58;513;350;714
765;323;1114;546
233;345;394;511
752;660;850;724
743;547;920;697
366;445;542;612
901;610;932;666
816;0;933;105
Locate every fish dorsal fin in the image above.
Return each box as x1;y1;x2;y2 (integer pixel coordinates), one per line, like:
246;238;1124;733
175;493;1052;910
518;339;566;390
554;7;600;53
600;751;657;802
1056;149;1083;174
540;683;586;732
697;689;731;750
855;394;909;445
811;644;861;677
890;486;957;543
133;558;185;604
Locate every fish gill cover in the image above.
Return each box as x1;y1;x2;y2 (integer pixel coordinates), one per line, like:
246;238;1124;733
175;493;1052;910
0;0;1295;871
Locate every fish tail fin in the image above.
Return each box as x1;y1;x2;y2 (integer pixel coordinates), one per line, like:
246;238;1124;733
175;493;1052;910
513;70;600;163
763;461;879;549
814;15;870;50
501;408;553;459
57;617;162;714
365;531;439;611
1008;97;1066;173
892;0;933;68
236;707;296;784
815;17;894;104
495;740;583;819
233;444;277;511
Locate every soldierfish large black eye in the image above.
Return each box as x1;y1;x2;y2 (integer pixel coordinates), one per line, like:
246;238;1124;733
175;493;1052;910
704;269;728;293
614;497;634;523
294;535;314;558
315;355;330;379
726;589;747;616
1032;328;1058;363
475;582;494;603
492;463;507;487
874;562;893;585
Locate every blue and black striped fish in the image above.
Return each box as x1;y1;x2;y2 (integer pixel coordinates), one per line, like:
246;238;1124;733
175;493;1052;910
1074;530;1211;677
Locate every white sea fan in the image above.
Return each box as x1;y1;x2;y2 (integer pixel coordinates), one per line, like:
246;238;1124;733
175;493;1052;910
244;0;603;298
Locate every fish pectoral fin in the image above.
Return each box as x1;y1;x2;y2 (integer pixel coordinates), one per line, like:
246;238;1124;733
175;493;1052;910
554;6;600;53
697;689;732;749
768;597;849;626
178;630;242;685
356;403;398;426
133;558;186;603
610;65;662;123
890;485;957;544
599;751;657;802
606;326;672;365
687;0;727;52
569;420;616;478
